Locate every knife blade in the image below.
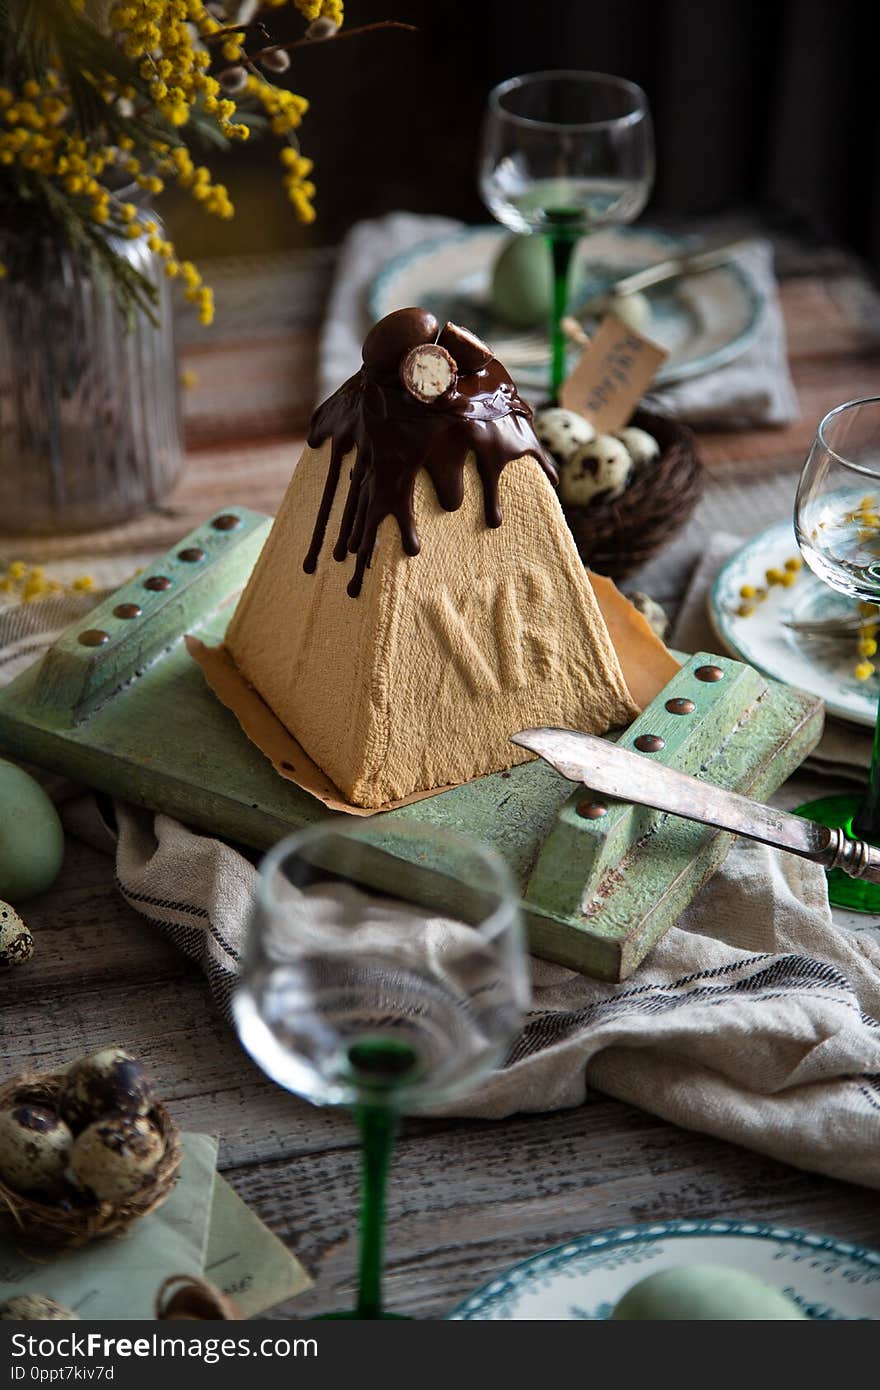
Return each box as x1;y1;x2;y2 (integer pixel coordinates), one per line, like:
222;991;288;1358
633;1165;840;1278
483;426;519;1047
579;237;752;316
511;727;880;883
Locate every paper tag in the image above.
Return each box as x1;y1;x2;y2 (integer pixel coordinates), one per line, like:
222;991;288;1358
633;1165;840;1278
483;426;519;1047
559;315;668;432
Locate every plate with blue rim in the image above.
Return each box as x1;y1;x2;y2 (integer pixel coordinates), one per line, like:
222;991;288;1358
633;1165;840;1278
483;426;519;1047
709;518;877;728
448;1219;880;1320
368;225;766;395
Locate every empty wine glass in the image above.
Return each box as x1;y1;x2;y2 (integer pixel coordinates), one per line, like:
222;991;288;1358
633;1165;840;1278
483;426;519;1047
479;69;654;401
795;395;880;910
233;818;527;1319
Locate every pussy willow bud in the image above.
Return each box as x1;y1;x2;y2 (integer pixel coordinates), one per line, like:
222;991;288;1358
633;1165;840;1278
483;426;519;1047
260;47;291;73
218;65;248;94
305;17;339;40
232;0;260;21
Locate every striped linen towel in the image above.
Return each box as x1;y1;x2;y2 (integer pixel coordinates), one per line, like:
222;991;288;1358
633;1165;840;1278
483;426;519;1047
2;593;879;1188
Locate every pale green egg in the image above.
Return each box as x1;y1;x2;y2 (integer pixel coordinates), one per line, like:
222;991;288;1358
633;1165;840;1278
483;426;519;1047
490;235;584;329
0;760;64;902
611;1264;807;1320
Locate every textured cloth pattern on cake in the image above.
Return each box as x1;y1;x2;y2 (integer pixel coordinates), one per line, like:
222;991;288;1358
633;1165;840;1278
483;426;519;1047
225;450;641;806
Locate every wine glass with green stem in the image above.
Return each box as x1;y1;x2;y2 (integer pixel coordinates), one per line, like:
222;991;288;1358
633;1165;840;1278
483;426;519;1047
233;818;527;1318
479;69;654;402
795;395;880;911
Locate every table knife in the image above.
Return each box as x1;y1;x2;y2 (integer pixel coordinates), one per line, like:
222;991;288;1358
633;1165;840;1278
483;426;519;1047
580;237;752;315
511;727;880;883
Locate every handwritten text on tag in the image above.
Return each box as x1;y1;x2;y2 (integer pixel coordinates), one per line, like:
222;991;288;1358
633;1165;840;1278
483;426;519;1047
559;315;668;433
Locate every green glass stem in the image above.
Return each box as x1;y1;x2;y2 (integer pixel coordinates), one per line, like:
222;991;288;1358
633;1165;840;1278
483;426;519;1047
852;683;880;841
355;1101;398;1320
547;230;577;403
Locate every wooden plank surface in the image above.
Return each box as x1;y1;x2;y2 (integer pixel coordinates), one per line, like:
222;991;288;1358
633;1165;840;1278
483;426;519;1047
4;813;880;1319
2;240;880;1320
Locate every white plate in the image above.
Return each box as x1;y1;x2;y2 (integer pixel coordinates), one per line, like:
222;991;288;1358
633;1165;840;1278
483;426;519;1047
710;520;877;728
449;1220;880;1320
368;226;765;393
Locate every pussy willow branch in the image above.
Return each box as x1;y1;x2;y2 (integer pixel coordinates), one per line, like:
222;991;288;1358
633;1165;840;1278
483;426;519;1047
248;20;418;61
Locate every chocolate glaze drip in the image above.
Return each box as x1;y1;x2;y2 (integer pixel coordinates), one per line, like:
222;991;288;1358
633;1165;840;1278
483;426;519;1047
304;348;557;598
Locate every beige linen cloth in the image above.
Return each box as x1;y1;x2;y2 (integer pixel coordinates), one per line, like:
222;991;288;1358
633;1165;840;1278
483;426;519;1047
2;593;879;1189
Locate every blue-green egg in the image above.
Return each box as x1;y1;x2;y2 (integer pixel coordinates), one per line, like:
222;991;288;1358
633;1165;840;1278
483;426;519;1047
610;1264;806;1320
0;760;64;902
490;235;584;329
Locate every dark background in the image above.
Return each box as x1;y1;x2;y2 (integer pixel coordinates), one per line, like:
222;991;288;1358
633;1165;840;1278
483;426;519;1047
171;0;880;264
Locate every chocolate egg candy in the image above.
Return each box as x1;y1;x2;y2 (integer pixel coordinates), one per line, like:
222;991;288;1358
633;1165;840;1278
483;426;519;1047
0;1103;73;1194
0;902;33;968
400;343;457;403
0;1296;79;1320
362;307;439;372
560;435;632;507
615;425;660;467
70;1113;164;1201
611;1265;806;1320
0;760;64;903
437;321;494;374
59;1048;154;1132
534;408;596;468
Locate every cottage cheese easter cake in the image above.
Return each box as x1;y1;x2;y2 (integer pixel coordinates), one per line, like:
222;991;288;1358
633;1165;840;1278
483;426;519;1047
224;308;678;807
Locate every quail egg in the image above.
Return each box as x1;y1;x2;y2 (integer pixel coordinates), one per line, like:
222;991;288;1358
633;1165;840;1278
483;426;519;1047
0;902;33;969
616;425;661;467
70;1114;164;1202
629;591;670;641
0;1296;78;1320
0;1103;73;1195
533;407;596;469
59;1048;154;1132
559;435;633;507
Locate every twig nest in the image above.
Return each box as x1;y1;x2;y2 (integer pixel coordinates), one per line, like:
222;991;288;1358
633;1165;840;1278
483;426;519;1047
629;591;670;641
70;1114;165;1202
0;1296;78;1321
157;1275;240;1321
59;1048;154;1132
0;903;33;969
615;425;660;467
0;1104;72;1195
534;407;596;469
559;435;632;507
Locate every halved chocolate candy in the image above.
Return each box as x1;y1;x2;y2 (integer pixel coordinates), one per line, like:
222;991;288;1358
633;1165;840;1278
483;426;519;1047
399;343;457;403
437;321;494;373
362;307;440;372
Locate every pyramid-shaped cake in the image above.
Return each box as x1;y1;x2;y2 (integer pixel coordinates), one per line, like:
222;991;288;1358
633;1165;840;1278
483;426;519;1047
225;308;677;807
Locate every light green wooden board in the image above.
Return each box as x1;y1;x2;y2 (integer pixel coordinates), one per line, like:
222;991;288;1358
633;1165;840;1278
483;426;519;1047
0;509;824;980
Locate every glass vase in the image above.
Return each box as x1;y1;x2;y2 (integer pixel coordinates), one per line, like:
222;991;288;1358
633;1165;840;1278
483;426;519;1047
0;224;183;536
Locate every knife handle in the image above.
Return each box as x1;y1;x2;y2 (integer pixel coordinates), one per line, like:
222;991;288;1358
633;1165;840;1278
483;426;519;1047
819;828;880;884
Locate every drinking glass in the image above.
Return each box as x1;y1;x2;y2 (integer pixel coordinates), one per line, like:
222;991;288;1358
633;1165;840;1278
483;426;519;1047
479;69;654;401
795;396;880;910
233;819;527;1318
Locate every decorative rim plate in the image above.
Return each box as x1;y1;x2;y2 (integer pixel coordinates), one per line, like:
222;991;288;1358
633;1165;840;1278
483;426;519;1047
710;519;877;727
368;225;765;393
448;1219;880;1320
